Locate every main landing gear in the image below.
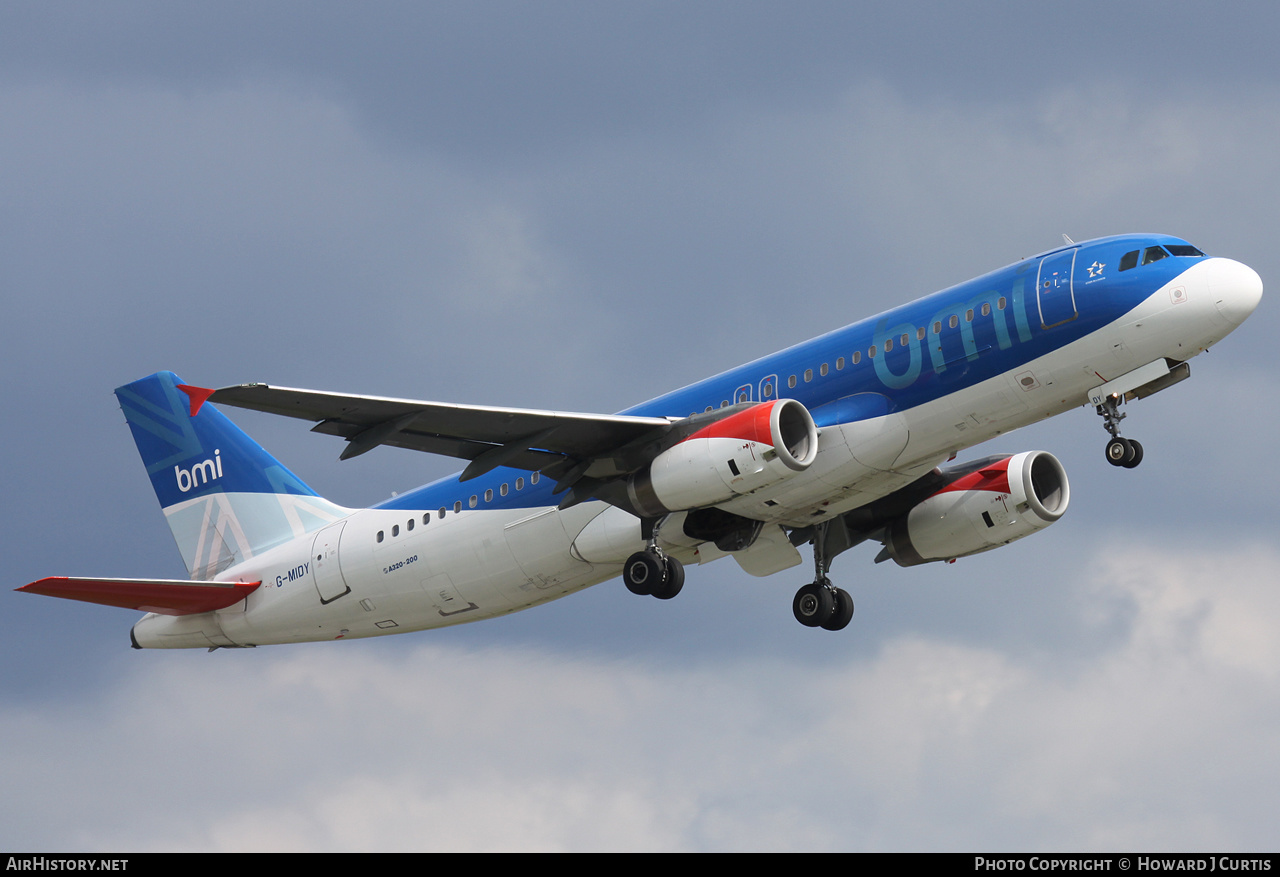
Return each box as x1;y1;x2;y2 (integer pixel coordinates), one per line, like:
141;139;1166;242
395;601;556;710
622;517;685;601
1097;394;1144;469
792;521;854;631
623;549;684;600
621;515;854;630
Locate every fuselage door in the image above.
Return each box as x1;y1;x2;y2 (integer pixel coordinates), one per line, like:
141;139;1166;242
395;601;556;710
1037;249;1079;328
311;521;351;604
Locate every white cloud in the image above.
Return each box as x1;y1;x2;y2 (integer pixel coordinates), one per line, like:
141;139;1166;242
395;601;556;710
4;541;1277;852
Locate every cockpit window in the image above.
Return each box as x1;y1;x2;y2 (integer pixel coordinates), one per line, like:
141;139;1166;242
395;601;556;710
1141;246;1169;265
1120;243;1203;272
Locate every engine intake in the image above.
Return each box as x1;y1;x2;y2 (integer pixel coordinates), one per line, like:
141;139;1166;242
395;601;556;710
879;450;1069;567
627;398;818;517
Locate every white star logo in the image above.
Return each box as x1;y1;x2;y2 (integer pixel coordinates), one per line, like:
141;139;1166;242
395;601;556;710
1087;260;1105;278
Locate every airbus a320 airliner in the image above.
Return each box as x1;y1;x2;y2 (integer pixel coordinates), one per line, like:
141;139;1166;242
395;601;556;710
19;234;1262;647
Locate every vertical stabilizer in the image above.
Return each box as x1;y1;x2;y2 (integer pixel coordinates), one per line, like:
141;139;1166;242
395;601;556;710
116;372;350;578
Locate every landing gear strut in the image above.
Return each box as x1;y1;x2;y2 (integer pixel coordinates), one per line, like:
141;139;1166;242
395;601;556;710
1097;394;1143;469
791;521;854;631
622;517;685;601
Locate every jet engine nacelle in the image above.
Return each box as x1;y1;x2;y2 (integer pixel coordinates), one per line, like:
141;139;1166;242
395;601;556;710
627;398;819;517
879;450;1069;567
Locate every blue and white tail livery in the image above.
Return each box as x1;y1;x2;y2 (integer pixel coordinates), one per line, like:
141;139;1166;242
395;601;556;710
18;234;1263;647
115;371;350;580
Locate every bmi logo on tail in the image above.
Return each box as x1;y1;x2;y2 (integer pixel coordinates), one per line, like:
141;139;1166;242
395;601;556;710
175;449;223;493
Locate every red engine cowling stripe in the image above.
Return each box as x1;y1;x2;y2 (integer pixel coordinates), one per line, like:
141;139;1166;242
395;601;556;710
683;401;777;446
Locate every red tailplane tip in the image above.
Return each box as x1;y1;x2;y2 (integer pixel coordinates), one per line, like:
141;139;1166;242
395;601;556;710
176;384;217;417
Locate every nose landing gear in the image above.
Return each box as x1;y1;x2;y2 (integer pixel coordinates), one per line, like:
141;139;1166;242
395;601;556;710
1098;394;1144;469
1105;436;1144;468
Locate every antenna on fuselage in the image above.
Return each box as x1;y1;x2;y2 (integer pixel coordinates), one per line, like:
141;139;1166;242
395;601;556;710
1062;234;1075;245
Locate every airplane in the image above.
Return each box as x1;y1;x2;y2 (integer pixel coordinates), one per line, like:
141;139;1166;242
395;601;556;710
18;234;1263;648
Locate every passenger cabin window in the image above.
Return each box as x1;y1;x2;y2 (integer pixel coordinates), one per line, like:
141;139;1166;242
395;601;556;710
836;357;845;370
949;315;959;329
852;351;861;364
884;338;893;352
804;369;812;382
819;363;828;377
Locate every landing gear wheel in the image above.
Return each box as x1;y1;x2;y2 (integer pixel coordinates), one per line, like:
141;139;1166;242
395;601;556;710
793;582;835;628
1121;439;1144;469
821;588;855;631
623;551;663;596
652;556;685;600
1105;437;1134;467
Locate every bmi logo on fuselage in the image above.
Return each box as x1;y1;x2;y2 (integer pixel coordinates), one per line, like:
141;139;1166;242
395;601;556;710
175;449;223;493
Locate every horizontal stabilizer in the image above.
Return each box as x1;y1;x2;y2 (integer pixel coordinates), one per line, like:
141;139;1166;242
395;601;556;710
17;577;261;616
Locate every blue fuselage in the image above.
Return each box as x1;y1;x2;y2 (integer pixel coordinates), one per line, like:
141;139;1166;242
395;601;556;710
379;233;1204;516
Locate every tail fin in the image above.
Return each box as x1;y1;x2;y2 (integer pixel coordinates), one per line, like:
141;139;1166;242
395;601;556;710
116;372;350;578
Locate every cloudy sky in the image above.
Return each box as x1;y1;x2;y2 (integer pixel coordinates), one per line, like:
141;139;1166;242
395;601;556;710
3;1;1278;851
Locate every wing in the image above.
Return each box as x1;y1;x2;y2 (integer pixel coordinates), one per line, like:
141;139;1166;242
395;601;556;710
17;577;262;616
204;383;762;508
211;383;685;479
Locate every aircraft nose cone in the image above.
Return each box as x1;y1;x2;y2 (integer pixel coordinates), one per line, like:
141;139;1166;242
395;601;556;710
1209;258;1263;328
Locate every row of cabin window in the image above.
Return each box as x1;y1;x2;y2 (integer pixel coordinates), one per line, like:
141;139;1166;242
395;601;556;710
692;297;1009;413
375;472;542;542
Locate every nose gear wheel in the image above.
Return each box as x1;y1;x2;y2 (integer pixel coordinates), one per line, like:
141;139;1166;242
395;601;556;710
1097;395;1144;469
